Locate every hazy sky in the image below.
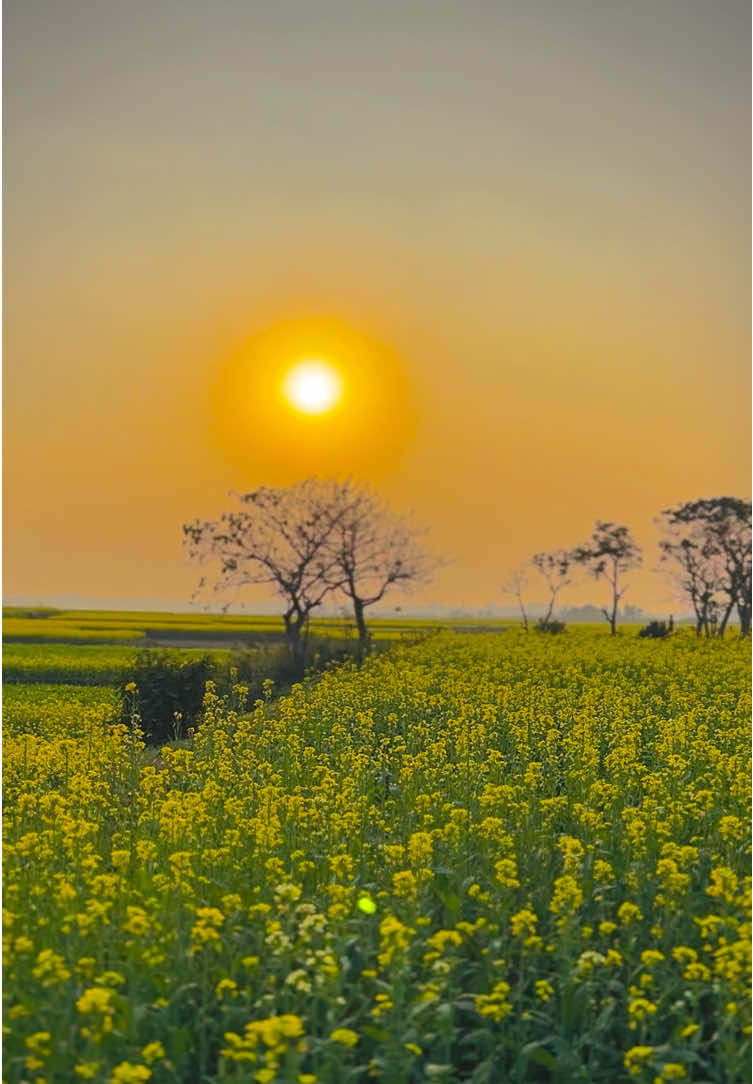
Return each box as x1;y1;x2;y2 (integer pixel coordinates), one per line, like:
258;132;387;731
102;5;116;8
4;1;750;613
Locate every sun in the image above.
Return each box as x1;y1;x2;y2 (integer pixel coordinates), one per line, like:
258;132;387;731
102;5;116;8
283;360;343;414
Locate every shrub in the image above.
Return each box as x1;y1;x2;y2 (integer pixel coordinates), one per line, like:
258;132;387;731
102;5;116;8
534;619;567;634
226;637;363;701
638;620;670;639
120;650;215;745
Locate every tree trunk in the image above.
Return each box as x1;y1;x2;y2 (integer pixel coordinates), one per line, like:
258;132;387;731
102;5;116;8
284;614;307;677
353;597;369;662
601;604;617;635
718;598;736;638
738;600;752;638
608;564;619;635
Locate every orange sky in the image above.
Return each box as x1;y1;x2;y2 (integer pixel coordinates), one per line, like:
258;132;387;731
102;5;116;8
3;1;750;614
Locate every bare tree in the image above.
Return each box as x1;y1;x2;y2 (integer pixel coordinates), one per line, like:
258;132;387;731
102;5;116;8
657;498;751;637
573;522;642;636
326;481;437;657
182;480;345;675
501;568;529;631
530;549;573;627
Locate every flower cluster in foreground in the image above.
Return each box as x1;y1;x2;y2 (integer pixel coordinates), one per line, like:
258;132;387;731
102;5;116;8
3;630;750;1081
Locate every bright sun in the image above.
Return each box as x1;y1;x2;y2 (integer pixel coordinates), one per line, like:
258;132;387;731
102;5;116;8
283;360;343;414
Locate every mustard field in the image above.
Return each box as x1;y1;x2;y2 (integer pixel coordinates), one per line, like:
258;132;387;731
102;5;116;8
3;630;750;1083
2;608;467;648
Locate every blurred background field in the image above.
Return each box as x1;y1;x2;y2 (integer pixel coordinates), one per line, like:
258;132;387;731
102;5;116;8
2;606;513;647
2;607;521;687
3;607;514;738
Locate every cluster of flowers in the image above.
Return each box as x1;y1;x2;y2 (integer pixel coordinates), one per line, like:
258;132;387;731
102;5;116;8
3;629;750;1082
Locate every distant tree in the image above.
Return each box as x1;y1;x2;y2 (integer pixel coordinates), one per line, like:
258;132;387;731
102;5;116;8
183;480;345;675
501;568;530;631
657;497;751;637
559;603;605;623
622;603;645;622
530;549;573;627
657;517;723;637
325;481;437;658
573;522;642;635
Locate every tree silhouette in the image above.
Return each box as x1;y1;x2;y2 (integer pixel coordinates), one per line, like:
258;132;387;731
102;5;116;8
325;480;436;658
530;549;573;627
573;522;641;636
658;497;751;637
183;480;345;675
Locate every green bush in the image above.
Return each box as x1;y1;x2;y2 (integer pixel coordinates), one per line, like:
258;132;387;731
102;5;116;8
534;618;567;634
226;637;363;700
638;620;670;639
120;650;215;745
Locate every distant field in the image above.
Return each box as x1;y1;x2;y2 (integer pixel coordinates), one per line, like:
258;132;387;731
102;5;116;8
2;643;140;685
2;606;488;647
1;609;694;689
0;607;465;687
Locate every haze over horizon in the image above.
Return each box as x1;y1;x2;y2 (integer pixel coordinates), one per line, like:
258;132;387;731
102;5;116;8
4;1;750;615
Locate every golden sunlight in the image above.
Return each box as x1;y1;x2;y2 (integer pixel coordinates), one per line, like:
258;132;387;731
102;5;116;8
283;360;343;414
211;317;416;480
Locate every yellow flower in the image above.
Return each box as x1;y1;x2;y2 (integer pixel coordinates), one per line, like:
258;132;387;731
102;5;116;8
74;1065;101;1079
392;870;419;898
510;908;538;937
76;987;114;1015
654;1065;686;1082
110;1064;151;1084
140;1043;165;1065
475;981;512;1021
628;998;658;1024
706;867;739;903
407;831;434;865
535;979;554;1002
216;978;238;998
617;901;643;925
494;858;520;888
624;1046;654;1075
640;950;664;967
123;907;150;936
549;875;583;916
330;1028;359;1047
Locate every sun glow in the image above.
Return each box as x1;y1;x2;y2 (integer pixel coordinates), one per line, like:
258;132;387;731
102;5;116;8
212;318;415;479
283;360;343;414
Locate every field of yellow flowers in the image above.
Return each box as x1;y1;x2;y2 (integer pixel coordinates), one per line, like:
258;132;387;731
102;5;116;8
3;630;750;1083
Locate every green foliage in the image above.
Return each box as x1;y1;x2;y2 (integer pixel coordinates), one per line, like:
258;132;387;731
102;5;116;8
534;618;567;634
120;650;215;744
638;620;671;639
226;637;369;700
